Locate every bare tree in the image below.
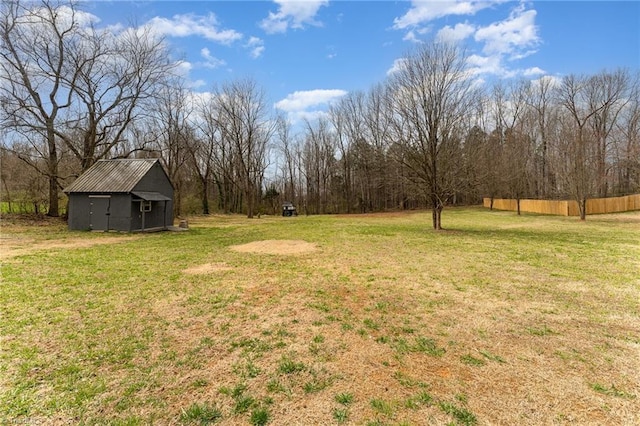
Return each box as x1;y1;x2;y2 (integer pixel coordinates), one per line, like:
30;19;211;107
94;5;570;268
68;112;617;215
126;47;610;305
60;24;175;171
525;76;557;197
329;95;354;213
492;81;532;214
557;74;623;219
301;117;337;214
1;0;175;216
214;79;272;218
275;115;298;205
614;76;640;194
388;41;477;229
148;82;194;216
1;0;79;216
586;69;630;197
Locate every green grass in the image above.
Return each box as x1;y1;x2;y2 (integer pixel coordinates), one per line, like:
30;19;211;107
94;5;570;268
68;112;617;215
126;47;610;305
439;400;477;425
1;208;639;425
179;402;222;424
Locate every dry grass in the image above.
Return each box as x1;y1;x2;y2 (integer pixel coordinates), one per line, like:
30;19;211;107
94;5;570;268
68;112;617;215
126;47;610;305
1;209;638;425
230;240;318;256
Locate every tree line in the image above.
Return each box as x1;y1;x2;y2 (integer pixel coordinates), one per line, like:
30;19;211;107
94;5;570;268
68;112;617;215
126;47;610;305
2;1;639;228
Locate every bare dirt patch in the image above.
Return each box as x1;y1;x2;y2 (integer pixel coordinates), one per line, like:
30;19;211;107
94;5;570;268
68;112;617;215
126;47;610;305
230;239;317;255
0;236;139;260
183;262;233;274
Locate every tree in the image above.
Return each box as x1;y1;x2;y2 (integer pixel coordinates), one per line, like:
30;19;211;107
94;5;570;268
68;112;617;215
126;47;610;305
275;115;298;206
525;76;557;197
492;81;531;215
1;0;79;216
61;23;175;171
586;70;630;197
557;74;623;220
213;79;272;218
0;0;175;216
147;81;194;217
301;117;337;214
388;41;477;229
614;76;640;194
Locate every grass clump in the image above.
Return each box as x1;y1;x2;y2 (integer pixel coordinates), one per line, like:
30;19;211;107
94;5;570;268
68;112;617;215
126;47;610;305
335;392;354;405
333;407;349;423
413;337;446;356
590;383;635;399
277;355;305;374
250;407;270;426
405;391;434;409
460;354;486;366
180;402;222;424
370;398;394;417
439;401;477;426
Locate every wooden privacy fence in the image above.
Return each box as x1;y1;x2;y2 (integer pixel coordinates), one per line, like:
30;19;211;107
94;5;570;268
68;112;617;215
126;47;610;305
483;194;640;216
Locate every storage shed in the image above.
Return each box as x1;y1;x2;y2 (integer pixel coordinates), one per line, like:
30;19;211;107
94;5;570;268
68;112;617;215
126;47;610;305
63;159;174;232
282;201;297;217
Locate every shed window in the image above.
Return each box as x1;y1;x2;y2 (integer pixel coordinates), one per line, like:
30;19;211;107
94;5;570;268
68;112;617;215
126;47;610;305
140;201;152;212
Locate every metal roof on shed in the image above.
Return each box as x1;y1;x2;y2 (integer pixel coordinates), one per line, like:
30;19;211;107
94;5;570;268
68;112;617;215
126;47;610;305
63;159;159;193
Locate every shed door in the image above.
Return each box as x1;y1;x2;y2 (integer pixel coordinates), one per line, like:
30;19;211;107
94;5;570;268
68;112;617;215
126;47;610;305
89;196;111;230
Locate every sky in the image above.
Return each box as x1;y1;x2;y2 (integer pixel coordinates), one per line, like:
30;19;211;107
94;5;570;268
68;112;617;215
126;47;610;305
82;0;639;124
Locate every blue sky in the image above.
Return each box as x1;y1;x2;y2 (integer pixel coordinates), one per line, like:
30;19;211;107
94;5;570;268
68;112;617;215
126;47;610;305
85;0;640;123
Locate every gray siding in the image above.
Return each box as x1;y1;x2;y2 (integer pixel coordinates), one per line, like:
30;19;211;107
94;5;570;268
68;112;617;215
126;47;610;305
68;194;92;230
65;160;174;232
132;162;174;229
108;194;134;231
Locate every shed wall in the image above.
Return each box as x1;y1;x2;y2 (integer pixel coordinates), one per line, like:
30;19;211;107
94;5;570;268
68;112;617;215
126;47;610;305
68;193;134;231
109;194;134;231
132;162;174;228
130;199;171;231
68;194;92;230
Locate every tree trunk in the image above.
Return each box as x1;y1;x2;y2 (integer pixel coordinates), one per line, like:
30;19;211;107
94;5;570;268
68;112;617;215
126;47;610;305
202;180;210;215
46;124;59;217
246;179;254;218
431;194;443;230
432;205;443;230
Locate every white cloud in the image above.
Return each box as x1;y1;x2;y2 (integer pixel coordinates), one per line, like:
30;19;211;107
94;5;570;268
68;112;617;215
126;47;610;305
523;66;546;77
436;22;476;42
402;26;432;43
403;30;421;43
48;5;101;28
393;1;503;29
145;13;242;44
475;6;539;58
200;47;226;69
260;0;329;34
531;75;561;89
275;89;347;112
246;37;265;59
188;79;207;89
175;60;193;75
387;58;408;76
467;54;516;78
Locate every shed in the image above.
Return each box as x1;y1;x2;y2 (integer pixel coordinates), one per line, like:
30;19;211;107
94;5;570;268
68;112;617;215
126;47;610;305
282;201;297;217
63;159;174;232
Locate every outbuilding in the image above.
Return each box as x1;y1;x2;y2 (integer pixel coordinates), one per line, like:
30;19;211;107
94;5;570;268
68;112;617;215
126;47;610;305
63;159;174;232
282;201;297;217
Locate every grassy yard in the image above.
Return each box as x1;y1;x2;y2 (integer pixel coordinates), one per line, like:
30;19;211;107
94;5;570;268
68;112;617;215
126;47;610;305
1;208;639;425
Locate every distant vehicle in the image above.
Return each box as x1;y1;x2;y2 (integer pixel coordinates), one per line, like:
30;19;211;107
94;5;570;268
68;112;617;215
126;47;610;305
282;202;298;217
